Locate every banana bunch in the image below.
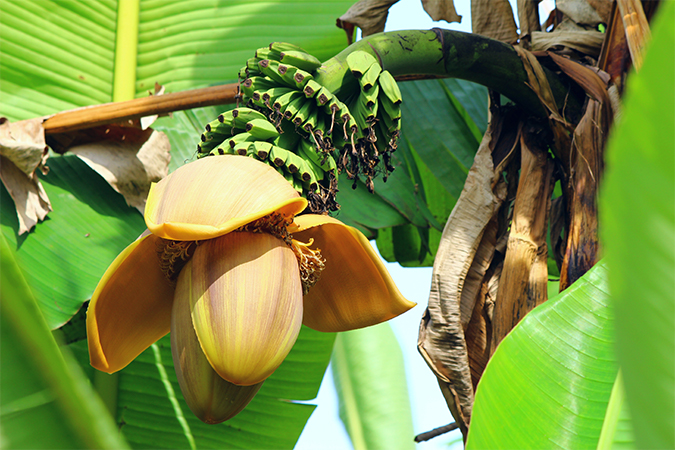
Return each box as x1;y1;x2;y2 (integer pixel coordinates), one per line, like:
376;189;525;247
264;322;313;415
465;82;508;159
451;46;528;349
196;42;403;214
196;106;329;202
339;50;401;191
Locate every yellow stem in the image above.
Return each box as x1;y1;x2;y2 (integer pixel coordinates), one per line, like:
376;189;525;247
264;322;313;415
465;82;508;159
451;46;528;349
112;0;140;102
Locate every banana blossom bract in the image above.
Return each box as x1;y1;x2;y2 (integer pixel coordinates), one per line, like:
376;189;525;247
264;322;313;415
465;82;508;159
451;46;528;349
86;155;414;423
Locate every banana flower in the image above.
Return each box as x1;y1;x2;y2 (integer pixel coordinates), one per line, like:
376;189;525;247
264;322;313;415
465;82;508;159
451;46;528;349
87;155;414;423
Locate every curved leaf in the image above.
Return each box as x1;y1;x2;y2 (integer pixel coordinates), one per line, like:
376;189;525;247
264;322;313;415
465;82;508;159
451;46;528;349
596;371;635;450
0;234;127;449
600;2;675;448
466;261;617;449
331;323;415;450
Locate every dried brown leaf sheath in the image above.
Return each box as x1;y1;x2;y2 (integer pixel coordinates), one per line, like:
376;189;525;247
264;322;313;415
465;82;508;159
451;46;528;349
417;104;518;436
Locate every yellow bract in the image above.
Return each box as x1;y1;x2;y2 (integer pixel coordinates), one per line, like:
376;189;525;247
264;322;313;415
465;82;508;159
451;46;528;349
86;155;415;423
145;155;306;241
172;270;262;424
185;231;303;386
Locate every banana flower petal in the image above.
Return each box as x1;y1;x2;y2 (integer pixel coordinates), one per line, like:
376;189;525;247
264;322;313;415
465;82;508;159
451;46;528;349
172;271;262;424
291;215;416;332
186;231;303;386
87;232;174;373
145;156;307;241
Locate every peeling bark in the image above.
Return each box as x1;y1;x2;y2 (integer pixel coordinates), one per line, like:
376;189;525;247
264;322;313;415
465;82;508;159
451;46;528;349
418;105;520;437
491;120;554;349
559;99;609;289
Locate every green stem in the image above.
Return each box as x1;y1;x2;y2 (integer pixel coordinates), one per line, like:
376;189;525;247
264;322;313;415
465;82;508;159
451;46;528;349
93;371;119;419
316;29;582;120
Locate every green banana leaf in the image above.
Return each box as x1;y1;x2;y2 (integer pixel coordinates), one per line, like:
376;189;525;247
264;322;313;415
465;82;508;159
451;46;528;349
596;371;635;450
600;2;675;448
331;323;415;450
0;234;127;449
466;261;619;449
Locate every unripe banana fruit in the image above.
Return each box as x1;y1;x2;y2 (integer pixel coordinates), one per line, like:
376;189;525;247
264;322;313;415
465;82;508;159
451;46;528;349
196;45;404;213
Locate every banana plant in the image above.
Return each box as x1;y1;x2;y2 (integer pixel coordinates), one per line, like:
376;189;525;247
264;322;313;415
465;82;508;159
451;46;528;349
4;1;671;449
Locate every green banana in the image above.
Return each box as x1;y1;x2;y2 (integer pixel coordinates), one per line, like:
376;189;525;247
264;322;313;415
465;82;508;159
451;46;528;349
273;119;301;150
373;121;390;155
292;68;314;89
273;90;304;114
245;57;262;77
285;151;319;192
278;64;300;87
251;141;273;160
209;43;404;205
379;91;402;121
359;62;382;91
283;94;309;120
380;106;401;134
231;107;268;128
226;132;256;149
315;86;334;107
291;172;305;193
270;42;307;53
233;141;253;156
270;145;290;167
362;83;380;109
274;164;302;193
295;159;321;192
302;149;331;183
349;91;372;132
279;50;322;72
292;99;315;128
283;149;305;174
299;138;336;172
346;51;378;78
205;116;235;135
198;137;225;154
258;59;287;85
240;76;276;98
210;145;236;157
255;47;282;62
378;70;403;105
322;97;344;135
301;105;320;133
245;118;279;140
261;86;295;109
276;64;301;89
303;79;323;98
